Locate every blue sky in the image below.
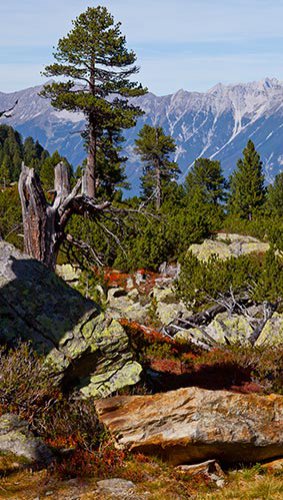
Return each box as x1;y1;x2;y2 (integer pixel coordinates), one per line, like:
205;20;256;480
1;0;283;94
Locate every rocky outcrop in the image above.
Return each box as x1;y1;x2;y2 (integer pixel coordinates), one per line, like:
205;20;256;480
152;286;190;325
0;414;53;466
174;311;254;347
106;283;191;326
0;242;142;398
173;308;283;348
176;460;225;487
189;233;270;262
96;387;283;466
107;287;151;324
256;312;283;346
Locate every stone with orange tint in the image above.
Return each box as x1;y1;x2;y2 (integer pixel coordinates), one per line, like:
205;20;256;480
96;387;283;465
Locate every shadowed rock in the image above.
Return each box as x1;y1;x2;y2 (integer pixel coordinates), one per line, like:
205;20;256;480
0;241;142;398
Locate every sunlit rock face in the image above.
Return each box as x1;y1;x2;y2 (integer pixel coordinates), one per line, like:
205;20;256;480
96;386;283;465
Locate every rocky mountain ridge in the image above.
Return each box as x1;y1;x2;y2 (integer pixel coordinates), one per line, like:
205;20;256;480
1;78;283;191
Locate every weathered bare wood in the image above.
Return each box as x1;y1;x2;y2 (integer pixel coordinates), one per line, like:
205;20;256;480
18;164;49;263
54;161;71;198
164;292;278;348
65;233;104;267
18;161;113;270
164;302;232;337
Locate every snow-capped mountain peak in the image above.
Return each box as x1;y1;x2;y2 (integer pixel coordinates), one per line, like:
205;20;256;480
1;78;283;191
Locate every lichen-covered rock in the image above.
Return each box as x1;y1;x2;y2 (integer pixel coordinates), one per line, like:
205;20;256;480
106;287;150;324
0;414;53;466
152;286;191;325
206;313;253;344
175;308;283;349
189;240;233;261
96;387;283;466
216;233;260;244
189;233;270;262
56;263;81;284
255;312;283;346
0;242;142;398
174;312;253;348
174;327;216;349
156;302;188;325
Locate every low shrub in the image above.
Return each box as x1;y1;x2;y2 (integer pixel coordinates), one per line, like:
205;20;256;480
176;250;283;309
0;342;102;451
0;342;59;425
51;440;126;479
183;345;283;394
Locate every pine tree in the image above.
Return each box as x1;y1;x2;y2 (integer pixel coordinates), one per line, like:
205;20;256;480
185;158;227;205
95;127;129;199
40;6;146;199
0;155;11;188
0;126;23;181
0;128;49;182
266;171;283;216
135;125;180;209
229;140;265;220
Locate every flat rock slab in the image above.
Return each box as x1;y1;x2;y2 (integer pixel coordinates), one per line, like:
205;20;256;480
96;387;283;466
96;478;136;498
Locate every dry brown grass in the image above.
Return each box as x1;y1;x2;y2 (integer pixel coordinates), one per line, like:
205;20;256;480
1;460;282;500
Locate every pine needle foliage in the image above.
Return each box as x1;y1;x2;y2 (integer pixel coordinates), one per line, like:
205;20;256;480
40;6;147;198
135;124;180;209
229;140;266;220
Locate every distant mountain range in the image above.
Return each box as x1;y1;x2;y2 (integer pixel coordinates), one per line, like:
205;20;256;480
1;77;283;193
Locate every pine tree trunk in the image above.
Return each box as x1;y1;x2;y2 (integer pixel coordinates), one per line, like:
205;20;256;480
82;65;97;199
83;120;96;198
156;158;161;210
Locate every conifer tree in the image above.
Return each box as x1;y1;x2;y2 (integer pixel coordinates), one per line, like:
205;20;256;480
135;124;180;209
185;158;227;205
40;6;146;199
23;137;49;175
266;171;283;216
0;126;23;181
229;140;265;220
0;155;11;188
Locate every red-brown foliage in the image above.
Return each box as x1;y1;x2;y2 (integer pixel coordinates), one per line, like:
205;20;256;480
51;441;126;479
